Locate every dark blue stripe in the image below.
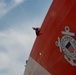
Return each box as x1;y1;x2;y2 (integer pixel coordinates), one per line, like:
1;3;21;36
65;42;71;49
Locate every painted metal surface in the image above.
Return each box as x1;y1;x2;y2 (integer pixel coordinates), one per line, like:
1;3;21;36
25;0;76;75
24;57;51;75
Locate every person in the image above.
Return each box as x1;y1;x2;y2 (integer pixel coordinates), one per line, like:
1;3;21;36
26;60;28;64
33;27;40;36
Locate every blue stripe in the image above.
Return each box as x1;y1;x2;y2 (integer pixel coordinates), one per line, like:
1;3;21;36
65;42;71;49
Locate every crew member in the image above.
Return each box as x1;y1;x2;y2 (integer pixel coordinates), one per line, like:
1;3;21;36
33;27;40;36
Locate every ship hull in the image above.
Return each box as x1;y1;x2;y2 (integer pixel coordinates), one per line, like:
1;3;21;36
24;0;76;75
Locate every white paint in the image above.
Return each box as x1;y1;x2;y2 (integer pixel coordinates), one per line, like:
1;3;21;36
56;26;76;66
24;57;52;75
62;26;75;36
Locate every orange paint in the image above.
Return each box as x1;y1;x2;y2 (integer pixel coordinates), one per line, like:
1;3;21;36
27;0;76;75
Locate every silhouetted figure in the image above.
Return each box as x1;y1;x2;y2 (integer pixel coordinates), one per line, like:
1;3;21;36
26;60;28;64
33;27;40;36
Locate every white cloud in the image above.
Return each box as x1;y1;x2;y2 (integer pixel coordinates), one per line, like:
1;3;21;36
0;27;35;75
0;1;7;17
0;52;10;70
0;0;25;18
14;0;25;4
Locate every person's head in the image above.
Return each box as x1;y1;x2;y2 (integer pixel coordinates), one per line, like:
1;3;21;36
32;27;36;30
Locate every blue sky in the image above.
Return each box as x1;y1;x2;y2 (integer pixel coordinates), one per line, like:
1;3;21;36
0;0;53;75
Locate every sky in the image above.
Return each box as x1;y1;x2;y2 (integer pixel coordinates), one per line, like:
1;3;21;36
0;0;53;75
